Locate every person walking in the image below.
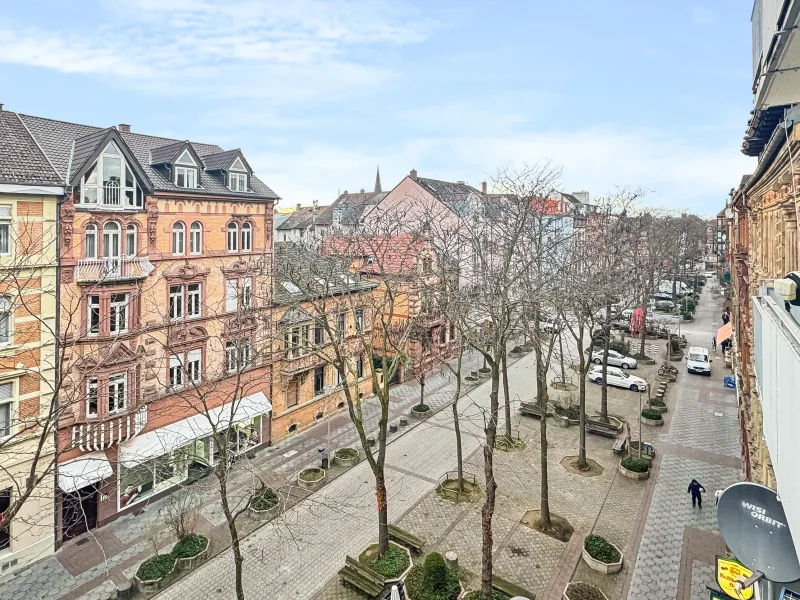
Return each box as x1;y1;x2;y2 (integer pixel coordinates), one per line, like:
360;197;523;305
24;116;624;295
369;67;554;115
712;336;717;351
688;479;706;508
722;312;730;325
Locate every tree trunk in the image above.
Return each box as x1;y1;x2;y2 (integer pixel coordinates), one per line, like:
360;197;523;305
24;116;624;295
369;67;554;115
536;350;551;528
480;364;500;600
452;344;465;492
376;470;390;555
576;323;587;469
639;303;648;358
418;371;425;408
217;470;245;600
501;351;512;441
600;303;611;422
558;332;566;385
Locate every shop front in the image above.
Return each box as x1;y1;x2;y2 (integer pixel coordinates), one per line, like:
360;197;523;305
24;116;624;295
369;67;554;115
116;392;271;509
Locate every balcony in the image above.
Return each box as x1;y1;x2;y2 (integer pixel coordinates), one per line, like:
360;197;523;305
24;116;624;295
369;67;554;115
71;405;148;452
75;256;155;283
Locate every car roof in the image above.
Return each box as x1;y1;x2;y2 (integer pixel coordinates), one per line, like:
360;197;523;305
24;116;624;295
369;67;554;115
688;346;708;354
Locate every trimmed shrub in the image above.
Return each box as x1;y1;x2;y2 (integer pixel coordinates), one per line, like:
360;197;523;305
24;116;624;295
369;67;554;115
584;535;621;564
641;408;663;420
250;487;278;511
620;457;650;473
554;404;580;420
335;447;359;460
136;554;176;581
371;544;410;578
171;534;207;559
649;398;666;407
478;367;492;373
406;561;462;600
423;552;450;593
299;468;325;483
412;403;431;412
511;346;523;354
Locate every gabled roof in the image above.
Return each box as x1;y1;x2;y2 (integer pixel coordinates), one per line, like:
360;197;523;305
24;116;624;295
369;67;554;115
17;113;279;201
0;111;63;186
272;242;377;306
202;149;252;173
277;205;333;230
150;140;190;165
277;305;315;326
415;177;483;216
68;129;154;191
322;234;424;276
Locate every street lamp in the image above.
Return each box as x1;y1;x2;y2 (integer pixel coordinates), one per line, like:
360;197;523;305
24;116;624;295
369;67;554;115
322;384;337;468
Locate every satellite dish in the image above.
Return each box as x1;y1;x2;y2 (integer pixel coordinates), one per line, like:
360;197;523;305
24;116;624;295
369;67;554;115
717;482;800;583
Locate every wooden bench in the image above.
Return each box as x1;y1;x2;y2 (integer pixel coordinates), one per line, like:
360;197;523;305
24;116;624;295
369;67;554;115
339;556;385;598
586;419;619;438
612;438;626;455
519;402;547;420
492;574;535;599
388;524;425;555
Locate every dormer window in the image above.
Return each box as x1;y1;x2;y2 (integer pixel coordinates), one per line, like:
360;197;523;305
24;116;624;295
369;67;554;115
81;142;144;209
174;150;198;188
228;172;247;192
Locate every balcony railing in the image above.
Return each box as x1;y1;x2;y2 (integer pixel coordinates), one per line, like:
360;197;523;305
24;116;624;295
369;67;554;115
71;405;148;452
75;256;155;283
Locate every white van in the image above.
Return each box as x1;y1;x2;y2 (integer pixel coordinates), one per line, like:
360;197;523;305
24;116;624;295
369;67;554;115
687;346;712;375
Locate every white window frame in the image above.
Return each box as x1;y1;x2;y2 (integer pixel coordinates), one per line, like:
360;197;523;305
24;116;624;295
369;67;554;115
226;342;236;373
225;279;238;312
355;309;364;331
85;377;98;418
227;223;238;252
187;283;201;318
189;222;202;255
169;285;184;321
80;142;143;208
172;222;185;255
174;166;197;189
0;382;13;438
108;373;126;413
228;172;247;192
169;354;184;390
85;224;97;259
241;222;252;252
125;224;137;257
109;293;128;334
241;277;252;308
0;206;11;256
88;295;100;335
0;296;10;346
187;349;202;383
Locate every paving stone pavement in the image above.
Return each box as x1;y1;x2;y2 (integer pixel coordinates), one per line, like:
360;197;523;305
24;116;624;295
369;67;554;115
690;560;715;600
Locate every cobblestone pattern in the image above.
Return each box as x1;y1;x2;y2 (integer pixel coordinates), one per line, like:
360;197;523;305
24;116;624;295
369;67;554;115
626;454;739;600
396;492;469;545
440;508;517;575
494;524;564;599
665;386;741;458
691;560;716;600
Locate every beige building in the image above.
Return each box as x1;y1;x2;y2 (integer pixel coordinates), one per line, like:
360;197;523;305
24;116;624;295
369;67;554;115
0;110;63;576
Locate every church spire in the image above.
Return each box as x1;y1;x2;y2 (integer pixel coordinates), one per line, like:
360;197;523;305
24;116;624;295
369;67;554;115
374;166;382;193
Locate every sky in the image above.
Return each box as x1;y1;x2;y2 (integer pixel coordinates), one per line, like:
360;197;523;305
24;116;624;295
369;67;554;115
0;0;756;215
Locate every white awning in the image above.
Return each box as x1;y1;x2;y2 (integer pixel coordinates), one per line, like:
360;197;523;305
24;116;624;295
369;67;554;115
118;392;271;468
58;452;113;493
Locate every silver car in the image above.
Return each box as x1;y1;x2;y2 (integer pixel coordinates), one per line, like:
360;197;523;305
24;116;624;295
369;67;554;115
591;349;637;369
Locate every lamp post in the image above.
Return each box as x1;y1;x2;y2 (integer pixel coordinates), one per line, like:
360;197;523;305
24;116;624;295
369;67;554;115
323;384;336;467
638;388;642;458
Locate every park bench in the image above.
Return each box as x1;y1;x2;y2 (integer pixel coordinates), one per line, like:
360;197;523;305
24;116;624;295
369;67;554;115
586;419;620;438
612;439;626;455
519;402;548;420
492;574;535;599
388;524;425;555
339;556;385;598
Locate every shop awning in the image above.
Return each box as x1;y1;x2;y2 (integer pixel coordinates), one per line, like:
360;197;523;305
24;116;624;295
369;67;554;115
717;322;733;343
58;452;113;493
118;392;271;468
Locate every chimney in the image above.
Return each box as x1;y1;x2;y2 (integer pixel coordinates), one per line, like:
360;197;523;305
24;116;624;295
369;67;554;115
410;168;418;180
481;181;487;194
118;124;131;133
296;203;301;211
456;180;465;185
360;188;365;194
0;104;4;111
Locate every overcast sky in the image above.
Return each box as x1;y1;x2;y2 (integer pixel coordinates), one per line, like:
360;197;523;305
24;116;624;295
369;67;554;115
0;0;755;214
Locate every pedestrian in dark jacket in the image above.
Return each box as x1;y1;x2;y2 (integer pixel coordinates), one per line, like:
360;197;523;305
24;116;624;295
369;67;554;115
722;312;730;325
712;336;716;350
688;479;706;508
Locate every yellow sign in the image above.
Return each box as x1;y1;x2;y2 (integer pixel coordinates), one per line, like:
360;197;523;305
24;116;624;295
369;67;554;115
716;556;754;600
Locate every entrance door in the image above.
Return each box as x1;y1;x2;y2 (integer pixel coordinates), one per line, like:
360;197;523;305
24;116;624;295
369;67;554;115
62;484;99;541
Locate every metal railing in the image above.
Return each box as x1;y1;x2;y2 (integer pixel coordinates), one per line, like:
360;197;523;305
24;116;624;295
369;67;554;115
75;256;154;282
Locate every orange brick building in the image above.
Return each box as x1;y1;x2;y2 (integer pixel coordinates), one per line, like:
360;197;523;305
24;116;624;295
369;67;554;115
18;113;278;540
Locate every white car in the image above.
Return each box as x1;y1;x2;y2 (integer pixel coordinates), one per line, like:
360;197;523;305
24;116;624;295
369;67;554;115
591;349;638;369
589;365;647;391
687;346;712;375
539;318;560;334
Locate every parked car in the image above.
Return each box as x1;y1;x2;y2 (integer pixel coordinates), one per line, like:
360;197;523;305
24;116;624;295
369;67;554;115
610;319;630;331
621;308;635;319
539;318;560;334
686;346;712;375
650;292;674;302
591;349;638;369
589;365;648;391
654;300;676;312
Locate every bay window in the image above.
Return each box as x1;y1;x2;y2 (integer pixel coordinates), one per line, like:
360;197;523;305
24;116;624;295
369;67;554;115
80;142;144;208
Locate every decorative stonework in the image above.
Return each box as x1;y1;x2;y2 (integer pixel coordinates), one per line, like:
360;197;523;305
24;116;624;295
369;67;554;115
147;200;159;246
164;262;210;281
61;200;75;250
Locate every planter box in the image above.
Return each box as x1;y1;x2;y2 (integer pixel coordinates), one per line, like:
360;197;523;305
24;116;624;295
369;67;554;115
383;543;413;585
618;461;650;480
249;502;280;519
134;559;177;595
334;449;360;468
175;537;211;571
410;406;431;419
658;374;677;383
648;405;667;414
298;469;326;489
638;358;656;365
564;582;610;600
641;415;664;427
477;369;491;379
581;543;623;575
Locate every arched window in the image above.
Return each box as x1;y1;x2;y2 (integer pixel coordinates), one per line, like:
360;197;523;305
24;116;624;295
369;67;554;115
125;224;137;257
227;222;238;252
0;296;11;345
102;222;120;259
189;222;202;255
85;224;97;259
172;222;185;255
241;222;252;252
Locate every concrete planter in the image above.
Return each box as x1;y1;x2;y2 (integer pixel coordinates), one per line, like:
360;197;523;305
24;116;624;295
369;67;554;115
334;448;360;468
249;502;279;519
175;537;211;571
618;462;650;481
410;405;431;419
383;543;413;585
581;542;623;575
298;468;326;490
134;558;177;595
641;415;664;427
564;582;610;600
658;374;677;383
637;358;656;365
648;404;668;415
477;369;492;379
